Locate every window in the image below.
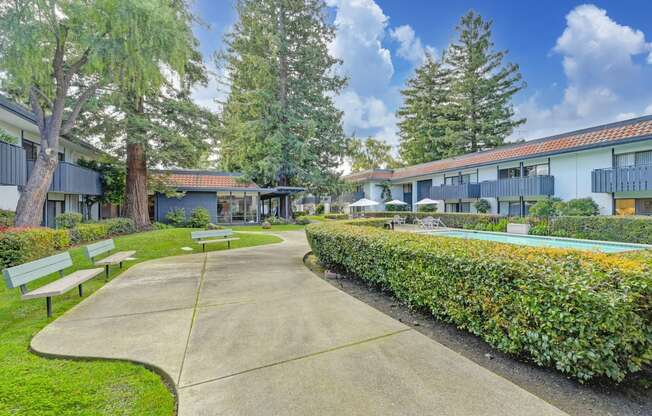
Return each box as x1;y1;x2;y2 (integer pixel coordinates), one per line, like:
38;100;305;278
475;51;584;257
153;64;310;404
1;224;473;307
23;140;38;161
524;163;549;176
615;199;636;216
498;167;520;179
402;183;412;193
638;199;652;215
615;150;652;167
58;152;65;162
445;174;473;185
445;202;470;213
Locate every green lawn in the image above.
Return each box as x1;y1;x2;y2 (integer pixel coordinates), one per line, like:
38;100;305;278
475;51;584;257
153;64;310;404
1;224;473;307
0;228;281;416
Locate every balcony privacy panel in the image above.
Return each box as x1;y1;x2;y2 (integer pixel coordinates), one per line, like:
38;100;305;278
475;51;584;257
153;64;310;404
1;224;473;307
592;165;652;193
0;141;26;186
431;183;480;200
481;175;554;198
27;161;102;196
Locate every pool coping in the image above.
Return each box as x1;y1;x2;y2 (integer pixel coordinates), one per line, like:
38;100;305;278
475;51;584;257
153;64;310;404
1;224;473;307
420;228;652;252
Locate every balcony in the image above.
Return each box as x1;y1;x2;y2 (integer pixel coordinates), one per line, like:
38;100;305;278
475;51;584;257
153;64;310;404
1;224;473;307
431;183;481;200
481;175;554;198
27;161;102;196
338;191;365;203
592;165;652;193
0;140;27;187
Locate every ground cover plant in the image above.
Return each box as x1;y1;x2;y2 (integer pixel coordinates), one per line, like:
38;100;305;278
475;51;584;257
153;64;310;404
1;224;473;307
0;228;281;415
306;220;652;382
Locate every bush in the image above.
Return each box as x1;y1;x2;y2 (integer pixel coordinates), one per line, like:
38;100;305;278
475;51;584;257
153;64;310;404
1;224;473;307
0;209;15;227
0;227;71;268
555;198;599;216
528;198;561;219
261;221;272;229
55;212;83;229
315;203;325;214
360;211;502;228
550;215;652;244
306;221;652;382
292;210;308;219
324;213;348;220
152;221;172;230
295;216;311;225
102;218;135;235
70;223;110;244
165;208;187;227
474;199;491;213
188;207;211;228
266;216;288;225
206;223;223;230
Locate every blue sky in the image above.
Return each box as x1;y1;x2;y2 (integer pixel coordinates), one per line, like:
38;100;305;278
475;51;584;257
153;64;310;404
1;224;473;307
191;0;652;149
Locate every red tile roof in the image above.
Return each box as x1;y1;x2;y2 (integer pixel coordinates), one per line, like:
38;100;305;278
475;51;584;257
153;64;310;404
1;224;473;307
345;116;652;182
156;171;259;190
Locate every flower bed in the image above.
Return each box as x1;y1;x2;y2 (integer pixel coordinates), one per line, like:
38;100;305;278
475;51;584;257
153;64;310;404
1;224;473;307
306;220;652;382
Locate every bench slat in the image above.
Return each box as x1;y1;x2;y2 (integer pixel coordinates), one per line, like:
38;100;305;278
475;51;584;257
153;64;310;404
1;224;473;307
191;230;233;240
85;239;116;259
197;238;240;244
3;252;72;289
22;267;104;299
94;251;136;266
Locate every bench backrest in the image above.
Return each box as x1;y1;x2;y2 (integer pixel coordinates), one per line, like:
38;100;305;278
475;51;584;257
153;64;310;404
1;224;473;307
3;252;72;290
191;229;233;240
85;239;115;260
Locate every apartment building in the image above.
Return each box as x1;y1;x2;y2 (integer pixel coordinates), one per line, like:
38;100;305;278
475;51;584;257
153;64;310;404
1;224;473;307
0;95;104;226
343;115;652;216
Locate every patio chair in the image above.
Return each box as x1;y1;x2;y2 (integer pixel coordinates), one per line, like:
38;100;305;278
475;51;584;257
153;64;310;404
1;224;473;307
393;215;406;225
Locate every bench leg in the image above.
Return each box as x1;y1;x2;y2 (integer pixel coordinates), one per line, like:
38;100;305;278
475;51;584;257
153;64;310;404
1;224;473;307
203;243;206;252
78;284;83;297
105;264;109;281
46;297;52;318
119;261;123;268
228;240;231;249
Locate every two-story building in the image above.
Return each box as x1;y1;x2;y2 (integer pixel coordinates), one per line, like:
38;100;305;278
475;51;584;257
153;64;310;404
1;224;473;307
344;115;652;216
0;95;105;226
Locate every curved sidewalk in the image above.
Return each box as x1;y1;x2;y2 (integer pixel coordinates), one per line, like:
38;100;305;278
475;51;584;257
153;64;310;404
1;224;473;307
32;231;567;416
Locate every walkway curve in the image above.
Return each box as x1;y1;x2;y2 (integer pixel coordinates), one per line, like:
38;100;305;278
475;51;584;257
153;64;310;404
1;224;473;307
32;230;567;415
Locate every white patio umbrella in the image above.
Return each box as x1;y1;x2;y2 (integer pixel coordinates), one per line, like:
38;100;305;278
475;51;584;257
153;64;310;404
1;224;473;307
349;198;379;207
384;199;408;206
414;198;439;206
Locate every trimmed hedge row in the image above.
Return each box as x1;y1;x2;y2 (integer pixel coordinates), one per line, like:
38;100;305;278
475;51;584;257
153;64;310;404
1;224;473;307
0;227;71;269
306;221;652;382
358;211;502;228
548;216;652;244
324;213;348;220
69;218;136;243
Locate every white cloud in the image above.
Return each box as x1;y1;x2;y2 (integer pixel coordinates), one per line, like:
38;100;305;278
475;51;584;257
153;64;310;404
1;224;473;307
515;4;652;140
191;63;229;113
390;25;435;65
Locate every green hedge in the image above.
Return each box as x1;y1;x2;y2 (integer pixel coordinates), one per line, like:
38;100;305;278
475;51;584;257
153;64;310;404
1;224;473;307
69;218;136;243
306;221;652;382
0;209;15;227
548;216;652;244
0;227;71;269
324;213;348;220
361;211;501;228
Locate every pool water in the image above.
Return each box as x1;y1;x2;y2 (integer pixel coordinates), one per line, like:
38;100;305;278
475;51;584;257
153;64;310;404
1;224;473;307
427;230;647;253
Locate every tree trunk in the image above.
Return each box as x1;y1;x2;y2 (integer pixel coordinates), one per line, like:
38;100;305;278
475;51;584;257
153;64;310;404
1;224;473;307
14;153;59;226
124;142;150;229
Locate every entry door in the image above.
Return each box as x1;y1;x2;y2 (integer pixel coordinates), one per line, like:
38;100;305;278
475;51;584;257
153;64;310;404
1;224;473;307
46;200;64;227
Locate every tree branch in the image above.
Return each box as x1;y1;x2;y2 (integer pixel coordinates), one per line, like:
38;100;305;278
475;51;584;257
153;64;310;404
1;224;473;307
65;46;92;85
29;87;46;133
60;83;99;136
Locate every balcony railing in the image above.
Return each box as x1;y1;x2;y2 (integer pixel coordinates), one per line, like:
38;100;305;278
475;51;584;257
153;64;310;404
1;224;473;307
26;160;102;196
431;183;481;200
0;140;27;186
592;165;652;193
336;191;365;204
481;175;554;198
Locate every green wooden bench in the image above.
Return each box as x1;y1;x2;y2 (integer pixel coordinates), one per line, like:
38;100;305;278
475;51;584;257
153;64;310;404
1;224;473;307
2;252;103;317
85;239;136;280
191;229;239;252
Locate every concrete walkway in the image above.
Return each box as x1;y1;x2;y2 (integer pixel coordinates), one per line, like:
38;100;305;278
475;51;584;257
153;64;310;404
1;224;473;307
32;231;567;416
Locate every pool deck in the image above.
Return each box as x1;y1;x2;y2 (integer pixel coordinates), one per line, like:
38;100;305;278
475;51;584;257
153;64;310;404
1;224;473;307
31;230;567;415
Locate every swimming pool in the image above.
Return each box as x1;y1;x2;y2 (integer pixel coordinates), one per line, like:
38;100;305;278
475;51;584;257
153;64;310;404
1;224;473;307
425;230;649;253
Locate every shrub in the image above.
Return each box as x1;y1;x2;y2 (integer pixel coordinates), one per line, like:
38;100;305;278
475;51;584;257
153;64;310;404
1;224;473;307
266;216;288;225
0;209;15;227
295;216;310;225
555;197;599;216
528;198;561;219
315;203;325;214
188;207;211;228
102;218;135;235
474;199;491;214
292;210;308;219
324;213;348;220
70;223;110;243
0;227;71;268
55;212;83;229
152;221;172;230
360;211;502;228
550;215;652;244
306;221;652;382
165;208;187;227
206;223;223;230
261;221;272;229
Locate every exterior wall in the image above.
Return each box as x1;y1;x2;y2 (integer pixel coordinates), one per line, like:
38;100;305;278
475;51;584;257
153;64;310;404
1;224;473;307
0;185;20;210
156;191;218;223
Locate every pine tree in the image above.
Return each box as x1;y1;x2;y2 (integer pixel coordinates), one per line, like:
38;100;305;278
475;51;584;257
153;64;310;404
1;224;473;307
218;0;348;196
443;10;526;154
397;54;453;165
348;137;398;172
